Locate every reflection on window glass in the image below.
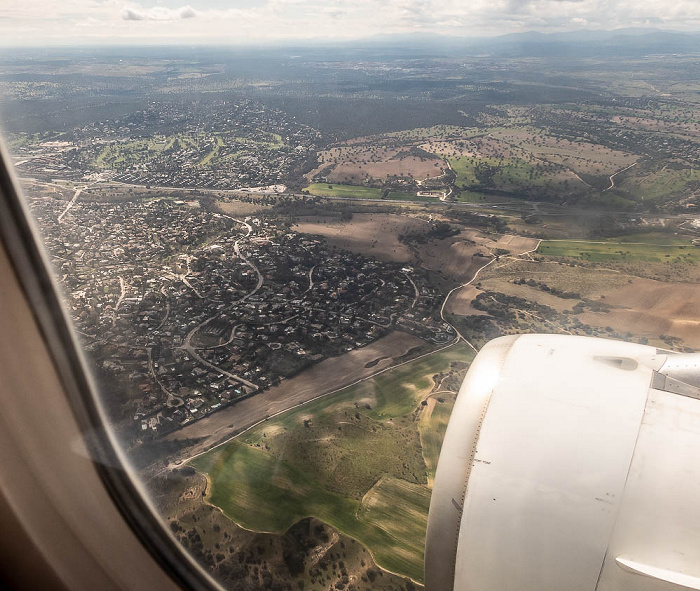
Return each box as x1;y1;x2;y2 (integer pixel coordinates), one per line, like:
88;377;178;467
2;9;700;590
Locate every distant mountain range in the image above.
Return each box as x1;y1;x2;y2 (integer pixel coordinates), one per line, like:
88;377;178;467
352;28;700;58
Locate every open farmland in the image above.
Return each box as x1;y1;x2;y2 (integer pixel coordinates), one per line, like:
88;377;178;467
192;441;428;583
192;342;474;583
445;285;490;316
154;470;417;591
472;251;700;350
538;238;700;264
294;213;429;263
577;278;700;348
309;144;445;185
166;331;426;457
417;231;538;284
215;198;272;216
418;393;456;487
294;213;538;285
357;477;431;573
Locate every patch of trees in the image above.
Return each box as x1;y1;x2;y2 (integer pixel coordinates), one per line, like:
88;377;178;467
514;277;581;299
398;221;459;244
474;162;502;186
446;209;509;233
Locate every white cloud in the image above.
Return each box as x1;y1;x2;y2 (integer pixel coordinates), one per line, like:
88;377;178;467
121;4;198;21
3;0;700;46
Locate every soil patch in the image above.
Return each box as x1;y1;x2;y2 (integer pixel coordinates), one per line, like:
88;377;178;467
578;278;700;347
445;285;489;316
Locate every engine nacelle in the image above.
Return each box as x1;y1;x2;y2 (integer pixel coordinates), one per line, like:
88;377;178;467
426;334;700;591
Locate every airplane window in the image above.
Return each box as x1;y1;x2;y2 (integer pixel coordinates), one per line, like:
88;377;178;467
1;7;700;591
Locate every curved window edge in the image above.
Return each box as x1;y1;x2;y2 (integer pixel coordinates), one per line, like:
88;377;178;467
0;137;223;591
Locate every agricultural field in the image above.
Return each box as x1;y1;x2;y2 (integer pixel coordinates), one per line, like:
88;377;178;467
191;343;475;583
294;213;538;285
293;213;428;263
309;144;445;185
576;277;700;348
538;238;700;264
215;197;273;217
156;468;418;591
418;393;457;487
467;242;700;349
166;331;426;457
444;285;490;316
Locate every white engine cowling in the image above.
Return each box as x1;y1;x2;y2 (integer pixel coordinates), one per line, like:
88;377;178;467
425;334;700;591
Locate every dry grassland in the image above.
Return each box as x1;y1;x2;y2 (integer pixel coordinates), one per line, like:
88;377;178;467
444;285;489;315
489;128;638;175
422;135;524;159
611;115;700;138
294;213;428;262
309;145;445;184
216;199;272;216
578;278;700;347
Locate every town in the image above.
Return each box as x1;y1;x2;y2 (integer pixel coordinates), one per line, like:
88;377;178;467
12;100;319;191
29;193;452;442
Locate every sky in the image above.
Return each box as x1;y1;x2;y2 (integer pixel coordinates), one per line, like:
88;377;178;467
2;0;700;47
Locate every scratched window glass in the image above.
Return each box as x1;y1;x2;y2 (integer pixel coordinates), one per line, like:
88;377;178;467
2;15;700;591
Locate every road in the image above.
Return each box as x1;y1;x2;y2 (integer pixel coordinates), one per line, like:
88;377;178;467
58;184;88;222
154;284;171;331
403;271;419;309
162;255;203;298
181;316;257;390
148;348;184;408
305;265;316;293
114;276;126;312
439;238;543;353
603;161;638;192
221;214;264;301
177;216;264;392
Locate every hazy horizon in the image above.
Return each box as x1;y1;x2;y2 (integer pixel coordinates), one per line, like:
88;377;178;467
4;0;700;48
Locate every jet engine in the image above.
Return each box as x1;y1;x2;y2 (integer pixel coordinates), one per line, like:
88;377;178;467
426;334;700;591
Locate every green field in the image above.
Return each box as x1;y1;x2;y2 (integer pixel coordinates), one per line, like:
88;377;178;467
193;442;427;582
418;394;456;487
538;238;700;263
197;136;224;166
357;476;431;573
456;189;489;203
448;155;544;190
304;183;384;199
620;167;700;201
191;342;475;583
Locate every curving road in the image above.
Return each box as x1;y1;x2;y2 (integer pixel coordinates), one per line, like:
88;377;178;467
178;216;264;392
439;238;543;352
